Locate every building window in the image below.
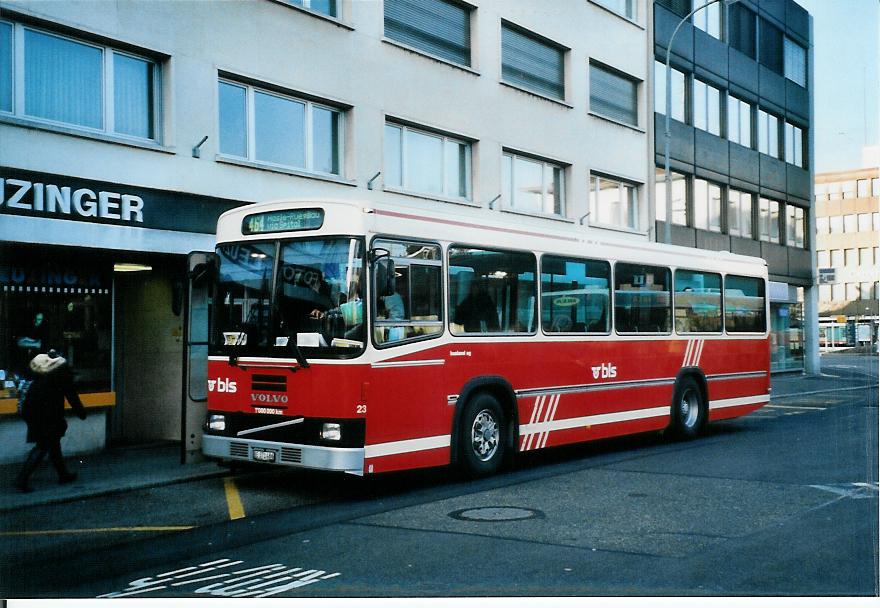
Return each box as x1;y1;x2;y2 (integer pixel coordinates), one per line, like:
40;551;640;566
817;250;830;267
693;178;722;232
1;23;159;140
218;80;342;175
728;188;753;238
693;79;721;136
857;179;870;198
286;0;337;17
843;214;857;233
873;178;880;197
502;152;564;216
858;213;871;232
656;0;689;17
831;283;844;301
692;0;722;39
594;0;636;20
727;95;752;148
384;0;471;66
757;109;780;158
874;212;880;230
816;216;829;234
786;205;805;248
384;122;471;200
655;168;687;225
654;61;686;122
784;122;804;167
590;62;639;126
846;283;859;301
844;249;858;267
829;215;843;233
729;3;756;59
784;37;807;87
758;197;780;243
759;18;783;74
841;181;856;199
818;284;831;301
590;174;639;230
814;184;828;201
501;22;565;100
860;282;874;301
827;182;841;200
830;249;843;267
859;247;872;266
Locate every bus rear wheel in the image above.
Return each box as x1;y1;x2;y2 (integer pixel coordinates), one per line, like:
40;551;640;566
670;376;706;440
458;392;506;477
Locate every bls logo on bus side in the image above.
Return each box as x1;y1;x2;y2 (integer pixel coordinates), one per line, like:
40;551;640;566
208;378;238;393
591;363;617;379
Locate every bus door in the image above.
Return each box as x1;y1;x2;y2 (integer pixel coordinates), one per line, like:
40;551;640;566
182;251;216;463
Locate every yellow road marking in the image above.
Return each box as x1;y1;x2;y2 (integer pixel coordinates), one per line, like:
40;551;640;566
224;475;246;520
0;526;194;537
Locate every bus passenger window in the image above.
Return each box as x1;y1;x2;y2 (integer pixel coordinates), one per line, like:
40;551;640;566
448;247;537;335
674;270;722;333
614;263;672;333
372;239;443;346
541;256;610;333
724;275;766;333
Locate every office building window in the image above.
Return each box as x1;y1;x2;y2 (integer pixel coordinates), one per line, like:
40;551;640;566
827;182;841;200
692;0;722;39
859;248;872;266
758;197;780;243
219;80;342;175
816;216;829;234
501;22;565;100
784;122;804;167
693;79;721;135
757;109;779;158
594;0;636;20
693;178;722;232
830;249;843;267
502;151;565;216
860;282;873;301
873;178;880;197
784;38;807;87
590;62;639;126
846;283;859;301
814;184;828;201
841;181;856;199
844;249;858;267
385;122;471;200
1;24;159;139
727;95;752;148
786;205;805;248
286;0;337;17
817;250;830;267
655;168;687;225
384;0;471;66
590;174;639;230
831;283;844;301
857;179;870;198
656;0;688;17
654;60;686;122
729;3;756;59
829;215;843;233
874;212;880;230
728;188;753;238
818;284;831;301
843;214;857;233
759;18;783;74
858;213;871;232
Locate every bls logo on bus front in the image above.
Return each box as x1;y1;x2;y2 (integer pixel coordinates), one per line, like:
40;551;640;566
208;378;238;393
591;363;617;379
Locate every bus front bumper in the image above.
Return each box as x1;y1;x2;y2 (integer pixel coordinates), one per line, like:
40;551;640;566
202;434;364;475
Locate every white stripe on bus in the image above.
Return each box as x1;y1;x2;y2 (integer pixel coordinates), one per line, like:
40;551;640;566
520;405;669;437
370;359;446;369
708;394;770;409
364;434;450;459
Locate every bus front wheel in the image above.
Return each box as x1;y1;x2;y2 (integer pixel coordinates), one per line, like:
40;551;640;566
670;376;707;440
458;392;506;477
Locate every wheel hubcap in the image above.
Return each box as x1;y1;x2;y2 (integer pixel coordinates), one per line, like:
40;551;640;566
471;410;499;462
679;389;700;428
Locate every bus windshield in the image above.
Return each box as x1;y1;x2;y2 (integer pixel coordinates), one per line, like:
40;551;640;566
212;237;366;358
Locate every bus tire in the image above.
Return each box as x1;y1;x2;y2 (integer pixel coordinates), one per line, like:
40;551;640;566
458;392;506;477
670;376;706;440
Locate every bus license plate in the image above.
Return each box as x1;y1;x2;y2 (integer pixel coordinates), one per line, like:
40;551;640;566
252;448;277;463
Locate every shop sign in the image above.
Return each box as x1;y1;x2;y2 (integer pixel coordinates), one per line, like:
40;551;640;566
1;178;144;223
818;268;836;284
0;262;110;290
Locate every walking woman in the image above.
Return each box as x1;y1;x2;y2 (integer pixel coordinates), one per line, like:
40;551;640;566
15;350;86;493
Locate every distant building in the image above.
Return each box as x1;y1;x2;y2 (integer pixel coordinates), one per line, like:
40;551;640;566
814;168;879;347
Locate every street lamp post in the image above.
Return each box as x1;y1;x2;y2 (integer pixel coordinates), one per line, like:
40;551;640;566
662;0;738;244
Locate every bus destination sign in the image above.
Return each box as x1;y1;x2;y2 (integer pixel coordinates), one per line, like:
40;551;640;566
242;209;324;235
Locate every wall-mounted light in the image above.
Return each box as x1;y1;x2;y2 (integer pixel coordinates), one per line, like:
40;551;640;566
487;194;501;210
367;171;382;190
192;136;209;158
114;263;153;272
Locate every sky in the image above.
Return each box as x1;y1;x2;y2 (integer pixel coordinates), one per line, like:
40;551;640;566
797;0;879;174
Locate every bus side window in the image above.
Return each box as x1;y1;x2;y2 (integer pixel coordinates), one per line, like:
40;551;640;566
372;239;443;346
541;255;610;333
614;263;672;334
724;275;766;333
674;270;722;333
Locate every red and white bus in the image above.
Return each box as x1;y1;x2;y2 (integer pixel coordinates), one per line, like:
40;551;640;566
201;199;769;477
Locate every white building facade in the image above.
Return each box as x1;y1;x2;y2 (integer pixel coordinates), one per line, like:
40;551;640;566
0;0;654;461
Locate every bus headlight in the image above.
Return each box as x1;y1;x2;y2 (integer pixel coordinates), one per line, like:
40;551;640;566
207;414;226;432
321;422;341;441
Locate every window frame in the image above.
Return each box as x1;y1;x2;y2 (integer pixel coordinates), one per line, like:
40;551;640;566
590;173;640;231
692;0;722;40
217;78;344;177
784;121;804;167
784;37;807;87
589;60;640;127
654;60;687;123
383;0;472;67
693;177;723;232
758;197;781;244
727;94;752;148
500;21;566;101
1;21;161;142
693;78;721;136
502;150;566;218
757;108;780;158
727;188;753;238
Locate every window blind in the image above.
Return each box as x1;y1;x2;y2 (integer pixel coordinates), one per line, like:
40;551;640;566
384;0;470;66
590;64;637;126
501;24;564;100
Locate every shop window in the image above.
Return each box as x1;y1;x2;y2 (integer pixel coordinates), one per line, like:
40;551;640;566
614;263;672;334
541;256;610;333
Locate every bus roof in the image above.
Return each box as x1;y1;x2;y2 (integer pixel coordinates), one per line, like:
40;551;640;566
217;199;768;278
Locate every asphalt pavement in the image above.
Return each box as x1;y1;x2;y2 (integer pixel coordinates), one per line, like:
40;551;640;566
1;351;876;513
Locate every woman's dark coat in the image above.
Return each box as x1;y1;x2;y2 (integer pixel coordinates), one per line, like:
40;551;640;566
21;354;86;444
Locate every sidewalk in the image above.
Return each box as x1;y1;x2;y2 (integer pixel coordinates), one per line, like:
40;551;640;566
1;358;875;512
0;443;224;513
